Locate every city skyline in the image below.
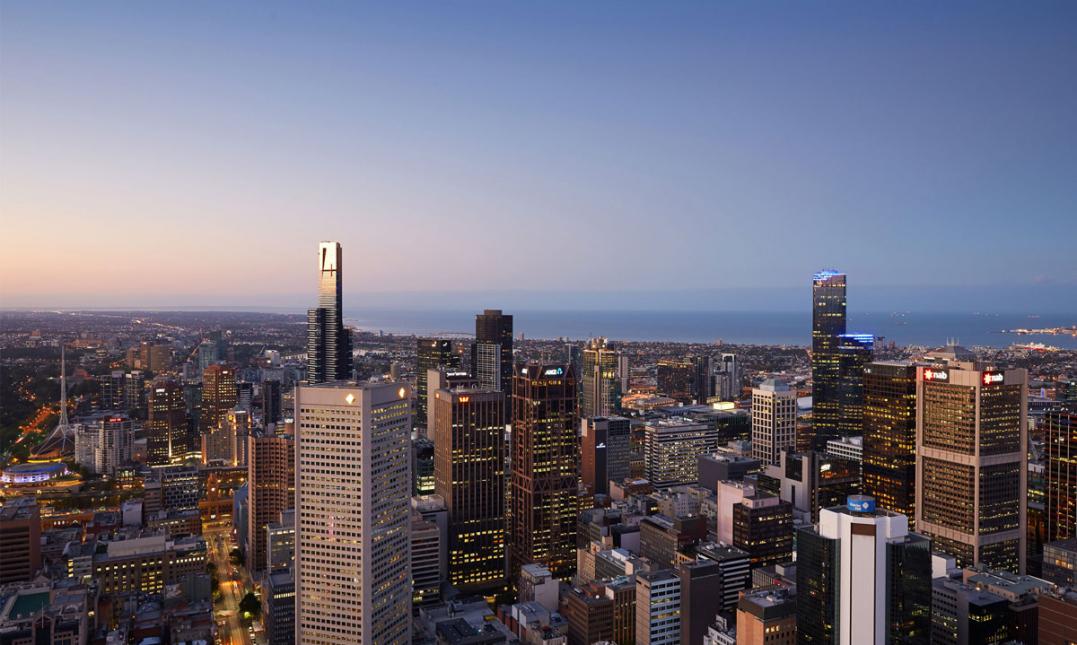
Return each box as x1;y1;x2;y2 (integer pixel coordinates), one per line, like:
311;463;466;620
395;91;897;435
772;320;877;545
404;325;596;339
3;3;1077;308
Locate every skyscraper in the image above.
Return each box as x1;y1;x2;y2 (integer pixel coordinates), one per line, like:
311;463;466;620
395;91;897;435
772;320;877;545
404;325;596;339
751;379;797;467
509;363;578;580
643;418;719;488
811;269;847;450
247;433;291;576
1045;407;1076;543
691;354;714;403
862;361;918;523
716;352;739;400
416;337;460;435
200;364;237;436
656;359;694;403
915;356;1028;573
294;381;412;644
306;241;352;384
581;337;622;418
261;379;282;426
432;385;506;593
796;497;932;645
581;416;632;497
473;309;513;403
147;377;186;464
835;332;874;438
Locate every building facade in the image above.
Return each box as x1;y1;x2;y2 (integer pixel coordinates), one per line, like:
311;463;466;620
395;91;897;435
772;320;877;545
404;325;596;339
581;337;622;418
294;382;412;644
811;269;847;450
306;241;352;384
1045;407;1075;542
751;379;797;467
862;361;918;523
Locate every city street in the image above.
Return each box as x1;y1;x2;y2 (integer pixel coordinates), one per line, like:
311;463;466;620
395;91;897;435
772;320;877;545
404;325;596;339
204;519;261;645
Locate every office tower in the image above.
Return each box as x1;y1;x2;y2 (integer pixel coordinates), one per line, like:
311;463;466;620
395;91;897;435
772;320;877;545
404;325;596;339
306;241;352;384
0;498;41;584
635;569;680;645
930;576;1012;645
139;340;172;373
264;569;295;645
639;515;706;569
266;510;296;572
695;543;752;613
735;587;796;645
581;337;622;417
411;436;436;496
797;497;932;645
509;363;579;580
811;269;847;450
751;379;797;467
261;379;282;426
247;433;290;575
732;492;793;568
426;367;477;430
1045;407;1076;542
643;418;718;488
416;338;460;435
691;355;715;403
678;559;726;645
915;360;1028;573
410;510;443;606
835;333;873;438
200;364;237;435
474;309;513;400
581;416;631;497
656;359;694;403
862;361;918;522
294;382;412;644
147;377;186;464
768;450;860;523
560;582;615;645
432;386;507;593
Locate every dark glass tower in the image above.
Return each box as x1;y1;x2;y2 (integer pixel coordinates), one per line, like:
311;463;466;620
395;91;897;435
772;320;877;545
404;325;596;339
473;309;513;400
306;241;352;384
811;269;847;450
1045;406;1076;542
835;333;874;439
509;363;578;581
862;361;918;524
416;338;461;435
147;377;186;464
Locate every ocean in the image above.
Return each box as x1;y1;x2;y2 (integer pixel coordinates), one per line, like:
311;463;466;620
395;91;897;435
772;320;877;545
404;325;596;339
343;309;1077;349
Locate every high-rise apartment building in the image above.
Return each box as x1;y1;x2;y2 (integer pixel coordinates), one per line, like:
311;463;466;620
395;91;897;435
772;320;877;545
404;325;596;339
751;379;797;467
416;338;461;435
474;309;513;403
509;363;579;580
147;377;186;464
643;418;718;488
797;497;932;645
915;358;1028;573
432;386;506;593
716;352;740;400
247;433;291;575
1045;407;1076;543
581;337;622;418
811;269;847;450
581;416;632;497
306;241;352;384
294;381;412;644
862;361;919;523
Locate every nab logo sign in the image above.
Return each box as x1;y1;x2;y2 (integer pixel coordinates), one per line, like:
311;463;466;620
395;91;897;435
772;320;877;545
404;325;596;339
982;372;1004;385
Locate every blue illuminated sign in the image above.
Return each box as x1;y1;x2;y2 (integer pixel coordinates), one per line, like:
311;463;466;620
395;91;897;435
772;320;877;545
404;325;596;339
847;495;876;513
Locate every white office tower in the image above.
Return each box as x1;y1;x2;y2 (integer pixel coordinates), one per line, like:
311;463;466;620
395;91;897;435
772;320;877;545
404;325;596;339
751;379;797;467
797;496;932;645
295;382;412;644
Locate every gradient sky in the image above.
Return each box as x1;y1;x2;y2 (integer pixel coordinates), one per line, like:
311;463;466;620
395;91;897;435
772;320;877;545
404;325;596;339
2;2;1076;310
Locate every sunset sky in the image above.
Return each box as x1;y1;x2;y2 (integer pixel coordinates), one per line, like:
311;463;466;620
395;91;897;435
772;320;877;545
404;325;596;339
2;2;1075;311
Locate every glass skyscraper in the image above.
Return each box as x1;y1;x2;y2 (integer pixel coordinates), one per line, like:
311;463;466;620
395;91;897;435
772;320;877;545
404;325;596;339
306;241;352;384
811;270;847;450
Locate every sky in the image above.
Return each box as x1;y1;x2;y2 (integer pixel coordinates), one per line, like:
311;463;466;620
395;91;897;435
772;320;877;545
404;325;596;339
2;2;1076;312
